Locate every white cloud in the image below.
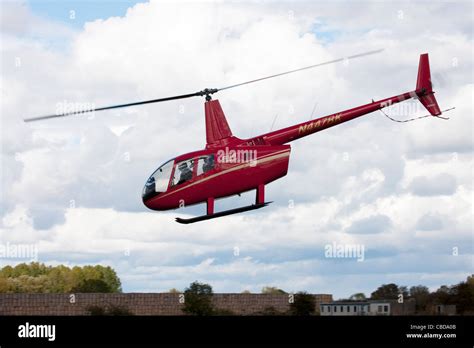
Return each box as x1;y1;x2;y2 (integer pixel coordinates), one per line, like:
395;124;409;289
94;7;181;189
416;212;445;231
346;214;392;234
409;173;458;196
1;0;472;298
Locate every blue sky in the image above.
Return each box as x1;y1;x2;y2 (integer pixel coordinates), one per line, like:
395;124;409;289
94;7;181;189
28;0;144;28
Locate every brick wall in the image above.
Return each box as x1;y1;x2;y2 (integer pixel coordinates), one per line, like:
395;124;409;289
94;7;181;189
390;299;416;315
0;293;333;316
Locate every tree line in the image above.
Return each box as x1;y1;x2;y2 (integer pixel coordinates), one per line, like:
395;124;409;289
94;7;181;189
0;262;121;293
362;276;474;314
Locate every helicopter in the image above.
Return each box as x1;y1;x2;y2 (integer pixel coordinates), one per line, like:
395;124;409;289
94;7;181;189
25;51;446;224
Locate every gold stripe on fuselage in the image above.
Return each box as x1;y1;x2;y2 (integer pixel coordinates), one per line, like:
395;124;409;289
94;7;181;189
154;149;290;201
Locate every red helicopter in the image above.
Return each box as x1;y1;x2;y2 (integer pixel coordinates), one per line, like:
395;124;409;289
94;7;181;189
25;51;447;224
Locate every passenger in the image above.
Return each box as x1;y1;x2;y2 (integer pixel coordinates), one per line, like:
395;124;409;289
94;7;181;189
177;162;192;184
202;155;214;173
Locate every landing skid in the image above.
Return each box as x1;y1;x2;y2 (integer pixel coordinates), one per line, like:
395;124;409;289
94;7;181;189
175;202;272;224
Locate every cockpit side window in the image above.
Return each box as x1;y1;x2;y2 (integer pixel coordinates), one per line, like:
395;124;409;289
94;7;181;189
172;158;194;186
197;154;215;176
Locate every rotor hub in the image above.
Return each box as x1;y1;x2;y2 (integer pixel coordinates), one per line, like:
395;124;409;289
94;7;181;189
198;88;218;101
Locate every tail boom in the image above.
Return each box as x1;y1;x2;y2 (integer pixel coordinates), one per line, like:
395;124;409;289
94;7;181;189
254;53;442;146
258;91;416;145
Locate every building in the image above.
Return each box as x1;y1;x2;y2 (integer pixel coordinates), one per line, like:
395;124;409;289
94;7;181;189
320;301;390;316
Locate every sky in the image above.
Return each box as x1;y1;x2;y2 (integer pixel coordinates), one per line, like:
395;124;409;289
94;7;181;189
27;0;143;27
0;0;472;299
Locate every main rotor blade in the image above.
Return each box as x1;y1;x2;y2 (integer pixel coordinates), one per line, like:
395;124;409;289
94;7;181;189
24;49;383;123
24;91;202;122
217;49;384;92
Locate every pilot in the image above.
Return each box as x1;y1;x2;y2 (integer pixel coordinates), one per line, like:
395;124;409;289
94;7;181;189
143;176;156;199
146;176;155;192
177;162;192;184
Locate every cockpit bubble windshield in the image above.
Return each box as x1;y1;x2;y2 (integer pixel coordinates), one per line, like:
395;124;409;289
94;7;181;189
142;159;174;200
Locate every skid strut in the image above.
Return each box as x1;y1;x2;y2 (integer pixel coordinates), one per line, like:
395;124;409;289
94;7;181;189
176;185;270;224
